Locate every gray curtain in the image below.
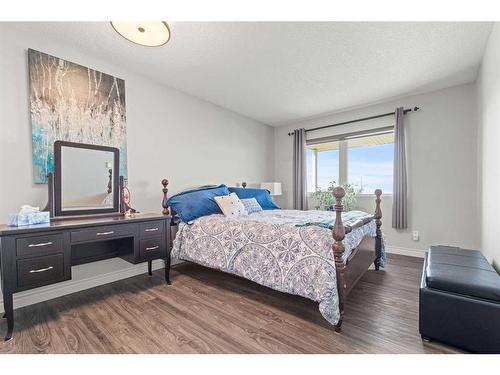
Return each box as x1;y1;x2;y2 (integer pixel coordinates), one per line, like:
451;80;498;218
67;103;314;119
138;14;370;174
293;128;308;210
392;107;408;229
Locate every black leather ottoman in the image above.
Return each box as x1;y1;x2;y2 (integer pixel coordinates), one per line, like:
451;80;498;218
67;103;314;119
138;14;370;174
419;246;500;353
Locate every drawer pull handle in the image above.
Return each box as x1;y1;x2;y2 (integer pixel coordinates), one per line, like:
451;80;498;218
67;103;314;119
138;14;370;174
29;266;54;273
146;245;159;251
28;241;53;248
145;228;159;232
96;231;114;236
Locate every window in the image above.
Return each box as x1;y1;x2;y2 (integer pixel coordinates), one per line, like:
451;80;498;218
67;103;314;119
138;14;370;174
347;132;394;194
317;149;340;190
306;142;339;192
306;129;394;194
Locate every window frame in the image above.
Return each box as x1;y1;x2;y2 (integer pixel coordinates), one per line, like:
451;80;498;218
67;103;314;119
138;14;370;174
306;128;394;196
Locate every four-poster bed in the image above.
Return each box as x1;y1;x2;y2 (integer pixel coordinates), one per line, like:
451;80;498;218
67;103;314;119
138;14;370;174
161;179;383;331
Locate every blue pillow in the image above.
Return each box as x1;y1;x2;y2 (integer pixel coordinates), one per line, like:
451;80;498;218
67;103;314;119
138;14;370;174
228;187;280;210
241;198;263;214
167;185;230;222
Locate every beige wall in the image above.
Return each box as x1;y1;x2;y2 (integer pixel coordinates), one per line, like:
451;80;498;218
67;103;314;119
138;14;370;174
0;24;275;219
0;24;274;308
477;23;500;271
274;83;480;256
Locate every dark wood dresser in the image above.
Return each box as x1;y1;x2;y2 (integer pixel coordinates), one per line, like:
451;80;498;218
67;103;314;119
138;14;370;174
0;213;171;341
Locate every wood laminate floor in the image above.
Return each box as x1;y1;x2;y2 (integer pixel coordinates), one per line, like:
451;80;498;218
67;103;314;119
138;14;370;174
0;254;462;354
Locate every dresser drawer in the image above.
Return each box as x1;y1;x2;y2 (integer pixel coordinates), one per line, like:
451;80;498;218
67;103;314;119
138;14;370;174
16;234;63;257
71;224;134;243
139;221;165;238
139;237;166;260
17;254;65;289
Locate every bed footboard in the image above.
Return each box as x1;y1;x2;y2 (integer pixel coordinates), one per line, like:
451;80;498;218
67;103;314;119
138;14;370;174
332;187;383;332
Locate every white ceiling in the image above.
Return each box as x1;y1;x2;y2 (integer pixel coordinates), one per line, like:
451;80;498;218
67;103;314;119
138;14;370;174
9;22;493;125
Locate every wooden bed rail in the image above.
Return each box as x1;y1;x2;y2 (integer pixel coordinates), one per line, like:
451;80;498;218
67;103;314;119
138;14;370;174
332;187;383;332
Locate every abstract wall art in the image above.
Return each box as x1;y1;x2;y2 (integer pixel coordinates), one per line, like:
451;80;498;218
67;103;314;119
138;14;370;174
28;49;127;183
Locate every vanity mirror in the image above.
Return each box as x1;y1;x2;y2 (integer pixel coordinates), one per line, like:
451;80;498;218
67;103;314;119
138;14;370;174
52;141;121;217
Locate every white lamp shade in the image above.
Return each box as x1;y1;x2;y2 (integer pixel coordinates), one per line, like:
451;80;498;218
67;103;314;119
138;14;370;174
260;182;282;196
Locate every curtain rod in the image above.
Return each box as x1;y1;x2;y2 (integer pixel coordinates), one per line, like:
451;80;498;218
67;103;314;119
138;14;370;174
287;106;420;136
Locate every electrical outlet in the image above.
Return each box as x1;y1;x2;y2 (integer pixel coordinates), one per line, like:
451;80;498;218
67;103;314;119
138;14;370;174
412;230;419;241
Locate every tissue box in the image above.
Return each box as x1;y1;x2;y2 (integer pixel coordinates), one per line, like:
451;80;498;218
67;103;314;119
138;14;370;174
8;211;50;227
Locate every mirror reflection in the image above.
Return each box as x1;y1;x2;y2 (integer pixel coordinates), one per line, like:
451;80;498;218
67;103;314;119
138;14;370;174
61;147;115;211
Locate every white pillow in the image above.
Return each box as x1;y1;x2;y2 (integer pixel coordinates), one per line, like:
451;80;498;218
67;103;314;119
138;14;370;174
214;193;248;217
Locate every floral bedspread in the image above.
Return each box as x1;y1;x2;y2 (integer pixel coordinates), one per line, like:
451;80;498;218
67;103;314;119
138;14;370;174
172;209;377;326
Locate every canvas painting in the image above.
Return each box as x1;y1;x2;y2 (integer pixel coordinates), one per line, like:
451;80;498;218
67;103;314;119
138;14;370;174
28;49;127;183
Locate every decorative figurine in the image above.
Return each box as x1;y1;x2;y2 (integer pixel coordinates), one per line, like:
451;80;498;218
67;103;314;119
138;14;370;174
121;179;137;215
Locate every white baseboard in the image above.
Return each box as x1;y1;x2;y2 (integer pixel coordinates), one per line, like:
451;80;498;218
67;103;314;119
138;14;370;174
0;258;170;314
386;246;426;258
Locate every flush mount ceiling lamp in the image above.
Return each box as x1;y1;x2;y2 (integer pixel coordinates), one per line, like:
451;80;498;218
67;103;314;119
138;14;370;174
110;21;171;47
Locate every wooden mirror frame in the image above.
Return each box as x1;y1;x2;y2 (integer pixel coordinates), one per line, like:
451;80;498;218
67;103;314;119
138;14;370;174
53;141;120;217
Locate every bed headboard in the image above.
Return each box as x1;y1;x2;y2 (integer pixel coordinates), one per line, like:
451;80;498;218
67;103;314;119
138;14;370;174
161;179;171;216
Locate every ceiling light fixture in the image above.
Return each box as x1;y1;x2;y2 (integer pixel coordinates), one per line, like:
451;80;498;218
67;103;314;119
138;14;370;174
110;21;171;47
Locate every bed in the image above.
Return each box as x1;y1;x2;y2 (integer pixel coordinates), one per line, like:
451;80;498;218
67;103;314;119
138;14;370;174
160;179;384;331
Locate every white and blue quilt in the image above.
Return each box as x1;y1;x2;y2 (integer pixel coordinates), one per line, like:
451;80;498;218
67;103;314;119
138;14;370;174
172;209;380;326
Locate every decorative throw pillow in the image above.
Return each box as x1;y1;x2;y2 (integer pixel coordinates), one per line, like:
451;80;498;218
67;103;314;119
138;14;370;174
214;193;248;217
241;198;263;214
167;184;230;222
228;187;280;210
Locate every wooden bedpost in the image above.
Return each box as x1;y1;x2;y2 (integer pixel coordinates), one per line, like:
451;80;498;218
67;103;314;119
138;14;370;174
374;189;383;270
332;186;346;332
162;179;170;215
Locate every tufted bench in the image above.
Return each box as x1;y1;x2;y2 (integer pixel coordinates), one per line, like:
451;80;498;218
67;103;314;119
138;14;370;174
419;245;500;353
